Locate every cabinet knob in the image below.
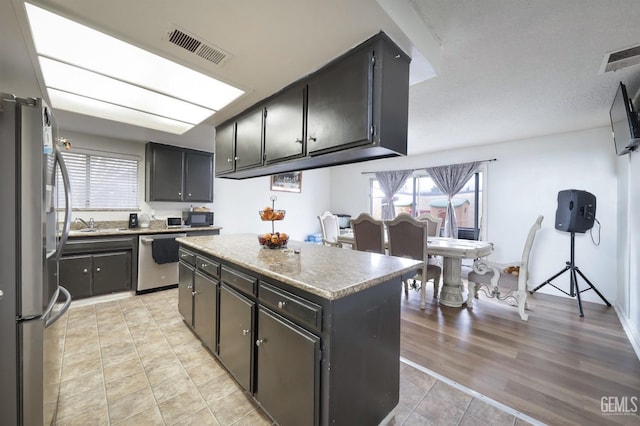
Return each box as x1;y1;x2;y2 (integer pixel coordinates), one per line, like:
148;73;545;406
191;291;197;296
256;338;265;346
308;136;317;142
242;329;251;336
227;158;232;163
96;267;101;272
188;193;192;197
234;156;239;160
277;301;287;309
83;268;88;274
201;263;207;268
187;285;192;289
295;138;303;144
178;192;182;196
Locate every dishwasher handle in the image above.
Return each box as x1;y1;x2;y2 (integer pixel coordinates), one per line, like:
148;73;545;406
140;234;187;244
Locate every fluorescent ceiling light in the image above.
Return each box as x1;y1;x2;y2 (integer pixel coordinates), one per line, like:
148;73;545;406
24;2;244;134
49;89;193;134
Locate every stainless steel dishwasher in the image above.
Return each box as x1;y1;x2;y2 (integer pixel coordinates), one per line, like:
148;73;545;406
137;233;186;292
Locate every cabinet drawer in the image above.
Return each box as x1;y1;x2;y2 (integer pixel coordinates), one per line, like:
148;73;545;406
259;282;322;332
221;266;257;296
196;255;220;278
178;248;196;266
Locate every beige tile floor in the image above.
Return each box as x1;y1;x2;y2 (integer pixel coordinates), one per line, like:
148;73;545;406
53;288;535;425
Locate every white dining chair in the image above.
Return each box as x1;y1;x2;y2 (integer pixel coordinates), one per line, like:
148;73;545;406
317;211;342;248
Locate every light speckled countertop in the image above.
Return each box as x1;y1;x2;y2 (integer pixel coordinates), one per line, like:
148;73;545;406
176;233;422;300
67;225;222;238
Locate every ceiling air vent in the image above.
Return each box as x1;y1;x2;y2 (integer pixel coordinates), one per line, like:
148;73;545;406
600;44;640;73
163;25;232;66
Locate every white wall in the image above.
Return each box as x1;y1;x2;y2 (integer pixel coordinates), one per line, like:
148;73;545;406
329;127;619;305
214;168;331;241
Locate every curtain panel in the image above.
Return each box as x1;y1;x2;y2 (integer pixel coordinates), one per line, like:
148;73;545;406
425;161;480;237
374;170;414;220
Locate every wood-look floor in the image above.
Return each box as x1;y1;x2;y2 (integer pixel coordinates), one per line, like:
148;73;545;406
400;285;640;426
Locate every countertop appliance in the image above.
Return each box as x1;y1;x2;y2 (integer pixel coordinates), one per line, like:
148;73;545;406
183;210;213;226
0;95;72;425
128;213;138;228
137;233;186;292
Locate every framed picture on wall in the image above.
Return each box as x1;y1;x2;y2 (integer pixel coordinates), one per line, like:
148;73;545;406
270;172;302;193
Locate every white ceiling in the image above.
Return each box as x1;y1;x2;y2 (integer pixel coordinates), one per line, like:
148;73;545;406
3;0;640;155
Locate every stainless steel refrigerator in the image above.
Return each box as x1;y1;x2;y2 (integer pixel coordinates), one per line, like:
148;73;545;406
0;94;72;425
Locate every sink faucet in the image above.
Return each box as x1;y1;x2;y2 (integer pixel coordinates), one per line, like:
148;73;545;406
75;217;95;229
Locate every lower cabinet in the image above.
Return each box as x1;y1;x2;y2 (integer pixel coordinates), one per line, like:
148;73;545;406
255;307;320;426
178;248;220;355
178;260;195;326
193;270;218;353
218;284;255;392
59;251;131;299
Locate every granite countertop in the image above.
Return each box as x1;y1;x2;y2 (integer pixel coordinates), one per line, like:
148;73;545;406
176;233;422;300
67;223;222;238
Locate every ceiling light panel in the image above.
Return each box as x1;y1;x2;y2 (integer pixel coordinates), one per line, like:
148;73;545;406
24;2;244;130
38;57;214;124
49;89;193;134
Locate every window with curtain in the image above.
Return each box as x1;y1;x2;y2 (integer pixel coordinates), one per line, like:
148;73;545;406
369;171;483;239
56;151;139;210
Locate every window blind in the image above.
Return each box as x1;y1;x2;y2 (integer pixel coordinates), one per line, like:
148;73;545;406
57;151;138;210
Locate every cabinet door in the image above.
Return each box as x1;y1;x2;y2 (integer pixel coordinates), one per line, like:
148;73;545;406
264;85;305;163
307;48;372;154
234;109;263;170
185;151;213;202
92;251;131;295
215;122;235;175
149;144;184;201
58;255;92;299
255;307;320;426
178;262;195;326
194;271;218;353
219;284;254;391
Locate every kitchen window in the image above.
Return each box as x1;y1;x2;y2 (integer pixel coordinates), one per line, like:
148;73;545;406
370;171;484;240
56;150;139;210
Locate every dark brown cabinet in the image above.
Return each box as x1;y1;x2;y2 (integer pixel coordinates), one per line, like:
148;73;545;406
264;85;305;164
59;251;131;300
179;248;219;354
214;122;235;174
146;142;213;202
218;284;255;391
214;31;409;179
234;109;264;171
255;307;320;426
307;48;372;155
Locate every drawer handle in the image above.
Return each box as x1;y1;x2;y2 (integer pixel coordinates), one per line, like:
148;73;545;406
181;253;188;258
242;329;251;336
277;301;287;309
201;263;207;268
256;338;266;346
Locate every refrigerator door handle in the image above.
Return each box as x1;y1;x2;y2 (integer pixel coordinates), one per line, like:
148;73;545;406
54;144;72;261
45;286;71;328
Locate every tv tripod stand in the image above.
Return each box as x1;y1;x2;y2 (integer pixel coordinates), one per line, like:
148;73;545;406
530;231;610;317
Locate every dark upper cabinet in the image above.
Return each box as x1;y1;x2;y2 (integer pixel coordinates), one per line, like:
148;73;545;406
215;122;235;175
185;151;213;201
234;109;264;171
146;142;213;202
307;48;372;155
215;31;409;179
264;85;305;164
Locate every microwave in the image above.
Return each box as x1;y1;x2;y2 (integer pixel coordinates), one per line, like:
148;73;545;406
182;211;214;226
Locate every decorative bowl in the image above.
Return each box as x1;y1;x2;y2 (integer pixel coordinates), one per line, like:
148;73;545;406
258;232;289;249
259;209;286;221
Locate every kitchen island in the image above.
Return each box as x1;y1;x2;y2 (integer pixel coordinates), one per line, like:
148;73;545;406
176;234;421;426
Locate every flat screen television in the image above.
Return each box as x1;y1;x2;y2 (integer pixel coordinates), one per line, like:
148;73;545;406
610;82;640;155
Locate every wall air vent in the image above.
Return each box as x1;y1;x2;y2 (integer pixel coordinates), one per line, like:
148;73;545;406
163;25;232;66
600;44;640;73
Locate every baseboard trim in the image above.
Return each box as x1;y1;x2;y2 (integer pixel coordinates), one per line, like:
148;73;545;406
613;301;640;362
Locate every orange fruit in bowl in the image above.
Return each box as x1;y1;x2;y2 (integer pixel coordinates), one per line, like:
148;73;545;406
279;232;288;241
271;235;280;244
